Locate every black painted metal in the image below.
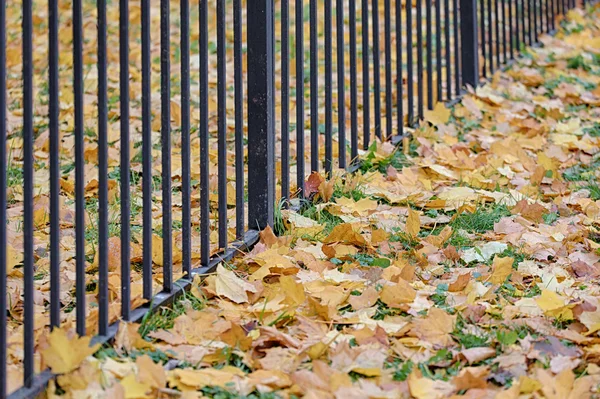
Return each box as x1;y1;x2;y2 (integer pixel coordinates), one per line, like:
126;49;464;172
248;0;275;231
0;0;6;394
160;0;172;293
22;0;34;387
49;0;60;330
181;0;191;278
296;0;305;193
337;0;347;168
461;0;479;88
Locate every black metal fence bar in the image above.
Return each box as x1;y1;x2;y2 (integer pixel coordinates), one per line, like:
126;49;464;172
1;0;589;396
0;0;6;395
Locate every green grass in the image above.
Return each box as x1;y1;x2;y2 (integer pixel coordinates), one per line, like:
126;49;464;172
298;202;344;239
583;182;600;201
450;205;511;234
138;288;205;338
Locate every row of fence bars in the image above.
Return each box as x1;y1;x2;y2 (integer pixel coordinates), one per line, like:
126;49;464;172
0;0;589;397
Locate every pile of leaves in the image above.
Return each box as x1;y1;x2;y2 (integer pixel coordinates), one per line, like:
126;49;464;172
9;3;600;399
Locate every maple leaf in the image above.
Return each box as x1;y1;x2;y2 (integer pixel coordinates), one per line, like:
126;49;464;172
41;328;100;374
411;308;456;348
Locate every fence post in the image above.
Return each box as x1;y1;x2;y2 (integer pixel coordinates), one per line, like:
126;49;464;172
460;0;479;88
247;0;275;231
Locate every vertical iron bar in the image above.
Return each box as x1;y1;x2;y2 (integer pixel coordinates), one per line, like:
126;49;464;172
531;0;538;43
426;0;433;110
74;0;86;337
494;0;500;66
396;0;404;133
528;0;533;45
325;0;333;174
517;0;527;51
337;0;346;168
0;0;6;393
310;0;319;170
435;0;442;102
384;0;392;139
160;0;172;292
509;0;515;58
141;0;152;299
407;0;414;124
444;0;451;100
23;0;34;386
480;0;487;77
49;0;60;329
199;0;209;265
460;0;479;88
120;0;131;318
233;0;244;228
295;0;305;193
217;0;227;249
247;0;275;230
234;0;244;227
281;0;289;199
416;0;424;119
181;0;191;278
544;0;552;33
98;0;109;334
372;0;381;139
453;0;460;95
487;0;493;73
350;0;358;161
362;0;370;148
502;0;507;63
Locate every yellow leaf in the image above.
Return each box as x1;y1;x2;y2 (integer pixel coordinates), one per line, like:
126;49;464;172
406;208;421;238
380;279;416;307
279;275;306;306
136;355;166;389
323;223;367;247
489;256;514;284
535;290;574;320
424;102;451;125
579;309;600;335
307;341;329;360
41;328;100;374
215;264;257;303
6;244;22;275
408;370;455;399
519;375;542;394
120;373;152;399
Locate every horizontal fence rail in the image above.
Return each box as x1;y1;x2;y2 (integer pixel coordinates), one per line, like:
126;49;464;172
0;0;589;396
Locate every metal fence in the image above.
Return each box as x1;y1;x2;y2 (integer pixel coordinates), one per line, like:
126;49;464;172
0;0;586;396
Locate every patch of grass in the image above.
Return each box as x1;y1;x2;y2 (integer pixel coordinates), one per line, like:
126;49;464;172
453;317;489;349
389;230;421;250
582;182;600;201
567;55;590;71
298;202;343;238
583;122;600;138
450;205;511;234
359;142;414;174
138;288;205;338
386;359;415;382
372;299;405;320
542;212;560;225
200;386;281;399
332;185;367;202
